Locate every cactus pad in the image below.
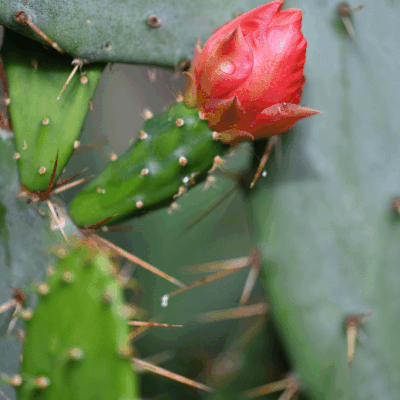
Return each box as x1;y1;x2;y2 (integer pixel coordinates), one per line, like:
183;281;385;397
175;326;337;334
0;0;266;67
69;101;228;227
0;130;79;400
1;29;103;191
250;0;400;399
17;242;139;400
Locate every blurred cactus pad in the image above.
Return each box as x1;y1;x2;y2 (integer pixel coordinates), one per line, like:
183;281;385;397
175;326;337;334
249;0;400;399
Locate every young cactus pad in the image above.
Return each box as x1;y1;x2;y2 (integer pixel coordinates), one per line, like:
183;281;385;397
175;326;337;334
17;243;139;400
2;29;104;191
69;101;228;227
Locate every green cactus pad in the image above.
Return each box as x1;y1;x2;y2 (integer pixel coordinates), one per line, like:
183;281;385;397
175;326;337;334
0;0;266;68
68;101;228;227
17;243;139;400
2;29;104;191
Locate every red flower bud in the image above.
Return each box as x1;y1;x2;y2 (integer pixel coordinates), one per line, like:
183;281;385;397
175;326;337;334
185;0;320;144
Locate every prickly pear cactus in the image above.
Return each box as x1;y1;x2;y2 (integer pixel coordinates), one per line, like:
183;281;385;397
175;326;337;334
250;1;400;399
3;0;399;399
69;101;227;226
0;9;273;400
16;242;139;400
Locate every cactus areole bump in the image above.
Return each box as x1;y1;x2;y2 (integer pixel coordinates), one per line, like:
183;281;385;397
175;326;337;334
184;0;319;144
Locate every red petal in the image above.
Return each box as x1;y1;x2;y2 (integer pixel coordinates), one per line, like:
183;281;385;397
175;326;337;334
267;8;303;28
197;27;253;102
206;1;284;48
233;20;307;114
239;103;320;139
197;1;284;72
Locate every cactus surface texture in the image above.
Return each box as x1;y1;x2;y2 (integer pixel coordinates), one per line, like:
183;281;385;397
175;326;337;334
0;0;266;67
69;101;228;226
0;132;78;395
17;243;139;400
2;29;103;191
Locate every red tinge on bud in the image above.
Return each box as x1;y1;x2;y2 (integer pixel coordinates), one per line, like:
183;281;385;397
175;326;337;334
185;0;320;144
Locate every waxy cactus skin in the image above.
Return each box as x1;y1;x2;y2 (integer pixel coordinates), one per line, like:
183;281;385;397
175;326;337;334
2;29;103;192
69;101;228;227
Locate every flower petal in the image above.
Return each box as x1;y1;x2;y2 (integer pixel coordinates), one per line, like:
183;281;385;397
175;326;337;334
267;8;303;28
196;27;253;102
198;1;284;69
207;1;284;49
233;14;306;113
239;103;320;139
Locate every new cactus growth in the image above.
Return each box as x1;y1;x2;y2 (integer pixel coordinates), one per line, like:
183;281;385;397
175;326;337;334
17;242;139;400
2;29;103;192
69;101;228;226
